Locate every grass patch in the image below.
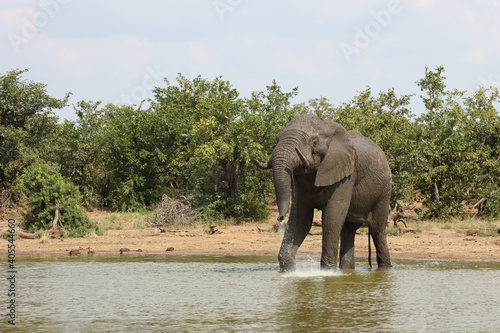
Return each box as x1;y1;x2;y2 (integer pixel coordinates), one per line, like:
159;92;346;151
387;220;434;236
446;217;499;236
477;225;500;237
35;230;51;243
406;217;500;237
357;227;369;236
96;212;145;231
389;226;401;236
441;223;453;230
84;230;102;238
120;231;142;239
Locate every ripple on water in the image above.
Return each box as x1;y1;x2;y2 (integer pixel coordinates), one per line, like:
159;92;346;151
4;255;500;333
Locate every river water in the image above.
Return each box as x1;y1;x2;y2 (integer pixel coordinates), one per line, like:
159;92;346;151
1;254;499;332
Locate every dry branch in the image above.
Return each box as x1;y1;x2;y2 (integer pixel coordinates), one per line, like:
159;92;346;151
49;202;64;238
387;204;409;231
1;202;65;239
473;190;498;216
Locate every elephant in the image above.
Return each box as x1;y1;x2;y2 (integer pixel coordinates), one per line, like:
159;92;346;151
255;114;392;272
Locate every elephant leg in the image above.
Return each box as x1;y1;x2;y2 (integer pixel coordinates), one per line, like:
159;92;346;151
321;178;354;270
370;198;392;268
278;200;313;272
339;222;359;269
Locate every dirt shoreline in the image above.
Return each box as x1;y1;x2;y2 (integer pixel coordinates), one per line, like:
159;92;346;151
2;210;499;261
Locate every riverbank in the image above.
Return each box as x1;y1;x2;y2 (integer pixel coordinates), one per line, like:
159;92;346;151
1;209;500;261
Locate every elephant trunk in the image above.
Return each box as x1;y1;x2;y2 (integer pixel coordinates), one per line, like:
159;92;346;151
272;138;301;222
273;164;292;222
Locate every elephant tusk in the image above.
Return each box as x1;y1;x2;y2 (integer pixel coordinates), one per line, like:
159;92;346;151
254;158;272;170
295;147;311;169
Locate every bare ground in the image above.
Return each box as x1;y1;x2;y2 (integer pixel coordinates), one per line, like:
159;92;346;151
1;208;499;261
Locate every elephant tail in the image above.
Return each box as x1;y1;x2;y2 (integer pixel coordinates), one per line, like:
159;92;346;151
368;232;372;269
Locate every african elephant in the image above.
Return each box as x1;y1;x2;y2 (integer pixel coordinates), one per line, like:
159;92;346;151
255;114;392;272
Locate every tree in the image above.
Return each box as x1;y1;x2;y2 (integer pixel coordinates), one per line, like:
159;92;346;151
293;96;336;118
460;87;500;217
0;69;70;206
15;162;101;237
150;76;300;220
54;101;110;207
413;66;500;218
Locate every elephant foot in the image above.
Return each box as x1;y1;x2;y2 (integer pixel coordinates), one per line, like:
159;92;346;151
376;255;392;268
339;260;355;270
278;254;296;272
280;267;295;273
279;264;296;273
377;262;392;269
320;261;338;271
320;252;339;270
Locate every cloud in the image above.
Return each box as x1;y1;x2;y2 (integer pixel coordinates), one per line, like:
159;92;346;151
0;6;33;32
453;2;500;64
278;54;317;75
188;42;219;76
410;0;437;10
2;0;499;121
189;43;214;63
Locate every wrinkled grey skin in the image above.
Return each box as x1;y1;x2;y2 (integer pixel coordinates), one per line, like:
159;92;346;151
255;114;392;272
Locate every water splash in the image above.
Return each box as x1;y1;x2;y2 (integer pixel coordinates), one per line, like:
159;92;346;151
283;269;343;278
278;219;287;231
281;255;344;278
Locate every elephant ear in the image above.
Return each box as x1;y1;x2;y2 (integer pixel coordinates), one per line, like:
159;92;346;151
315;126;355;187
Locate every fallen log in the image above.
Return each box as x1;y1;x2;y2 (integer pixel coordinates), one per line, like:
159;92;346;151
205;225;221;235
0;229;36;239
400;227;417;234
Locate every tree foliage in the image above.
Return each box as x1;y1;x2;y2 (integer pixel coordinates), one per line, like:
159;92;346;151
0;69;70;185
150;76;300;219
15;162;101;236
412;67;500;218
2;66;500;232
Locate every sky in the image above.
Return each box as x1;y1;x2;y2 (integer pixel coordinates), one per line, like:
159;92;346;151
1;0;500;121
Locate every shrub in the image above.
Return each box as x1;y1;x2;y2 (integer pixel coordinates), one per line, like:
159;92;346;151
481;191;500;219
15;162;101;237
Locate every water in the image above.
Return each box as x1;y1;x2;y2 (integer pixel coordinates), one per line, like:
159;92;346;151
1;255;499;332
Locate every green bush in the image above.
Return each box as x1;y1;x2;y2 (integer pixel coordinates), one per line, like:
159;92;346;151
481;191;500;219
15;162;101;237
226;197;270;222
3;68;500;222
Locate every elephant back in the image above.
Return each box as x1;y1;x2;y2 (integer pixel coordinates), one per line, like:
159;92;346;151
347;130;392;188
